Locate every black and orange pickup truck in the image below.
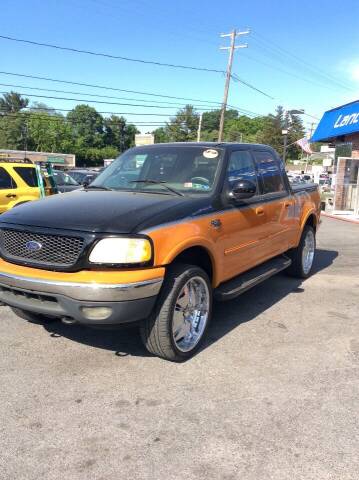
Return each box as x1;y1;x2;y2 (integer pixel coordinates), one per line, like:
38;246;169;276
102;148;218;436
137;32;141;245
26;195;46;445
0;143;320;361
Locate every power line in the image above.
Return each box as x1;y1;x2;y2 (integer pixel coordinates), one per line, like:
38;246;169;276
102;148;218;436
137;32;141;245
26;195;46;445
0;34;225;73
0;70;232;108
231;74;274;99
0;82;214;108
0;90;218;111
0;110;168;126
251;31;355;92
240;51;344;92
1;103;262;120
0;30;276;99
0;86;263;117
0;105;175;117
0;82;262;116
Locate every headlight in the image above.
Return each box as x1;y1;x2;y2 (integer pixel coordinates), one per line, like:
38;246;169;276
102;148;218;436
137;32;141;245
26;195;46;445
89;238;152;264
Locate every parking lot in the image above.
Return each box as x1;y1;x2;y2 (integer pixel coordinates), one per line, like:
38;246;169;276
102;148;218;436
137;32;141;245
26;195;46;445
0;216;358;480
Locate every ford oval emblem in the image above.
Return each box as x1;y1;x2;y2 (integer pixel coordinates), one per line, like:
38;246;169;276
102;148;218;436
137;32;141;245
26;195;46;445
25;240;42;252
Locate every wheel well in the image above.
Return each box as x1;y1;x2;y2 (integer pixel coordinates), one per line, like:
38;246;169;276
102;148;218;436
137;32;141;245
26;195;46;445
305;213;317;232
172;246;213;281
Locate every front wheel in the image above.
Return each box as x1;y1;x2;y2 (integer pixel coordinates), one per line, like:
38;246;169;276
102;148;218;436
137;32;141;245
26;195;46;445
140;264;212;362
286;225;316;278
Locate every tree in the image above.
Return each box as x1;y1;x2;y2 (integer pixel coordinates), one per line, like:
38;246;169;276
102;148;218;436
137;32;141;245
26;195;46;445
0;113;26;149
166;105;199;142
202;109;238;133
223;115;269;143
256;106;285;154
104;115;138;152
67;105;104;148
0;92;29;114
256;106;305;160
286;113;305;160
153;127;169;144
27;113;73;152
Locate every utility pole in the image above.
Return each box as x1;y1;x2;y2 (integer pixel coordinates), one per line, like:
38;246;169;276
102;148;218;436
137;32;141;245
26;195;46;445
282;109;304;164
197;112;203;142
304;122;316;173
218;29;249;142
22;117;28;160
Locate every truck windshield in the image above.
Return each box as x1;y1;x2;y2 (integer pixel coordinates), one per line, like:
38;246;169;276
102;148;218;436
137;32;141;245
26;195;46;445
90;146;224;195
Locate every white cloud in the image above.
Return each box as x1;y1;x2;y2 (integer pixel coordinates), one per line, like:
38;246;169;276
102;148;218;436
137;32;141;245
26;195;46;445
339;59;359;83
349;63;359;82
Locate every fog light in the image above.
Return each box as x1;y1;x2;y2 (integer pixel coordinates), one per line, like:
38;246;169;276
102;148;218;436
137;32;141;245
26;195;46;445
81;306;113;320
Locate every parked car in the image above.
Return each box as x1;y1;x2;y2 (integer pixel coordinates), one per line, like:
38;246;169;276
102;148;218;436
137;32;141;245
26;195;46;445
0;143;320;361
52;170;80;193
67;169;98;185
0;159;53;213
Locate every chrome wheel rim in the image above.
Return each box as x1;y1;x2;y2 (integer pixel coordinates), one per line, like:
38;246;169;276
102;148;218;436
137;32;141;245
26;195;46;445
172;276;210;353
302;230;315;275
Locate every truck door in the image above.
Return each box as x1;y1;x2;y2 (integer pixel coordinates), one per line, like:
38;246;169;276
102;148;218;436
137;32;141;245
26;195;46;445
252;150;293;254
220;149;269;281
0;167;18;213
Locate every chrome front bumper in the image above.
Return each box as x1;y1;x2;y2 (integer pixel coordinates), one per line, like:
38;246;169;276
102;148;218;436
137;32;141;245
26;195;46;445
0;271;163;302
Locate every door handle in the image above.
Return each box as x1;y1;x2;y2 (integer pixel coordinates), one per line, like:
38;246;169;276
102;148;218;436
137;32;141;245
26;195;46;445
284;201;292;208
6;194;17;198
256;207;265;216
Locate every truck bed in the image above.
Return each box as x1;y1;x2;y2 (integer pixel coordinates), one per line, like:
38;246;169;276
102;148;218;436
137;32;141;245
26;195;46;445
291;182;318;193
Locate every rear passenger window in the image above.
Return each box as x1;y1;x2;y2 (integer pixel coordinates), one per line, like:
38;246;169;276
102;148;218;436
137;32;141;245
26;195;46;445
253;151;286;194
14;167;38;187
227;150;258;192
0;167;16;189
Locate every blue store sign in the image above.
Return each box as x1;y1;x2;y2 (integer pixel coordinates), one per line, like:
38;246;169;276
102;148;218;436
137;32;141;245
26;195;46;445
311;100;359;142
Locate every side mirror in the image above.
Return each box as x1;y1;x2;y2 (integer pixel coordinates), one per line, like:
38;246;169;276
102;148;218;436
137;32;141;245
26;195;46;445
228;179;256;201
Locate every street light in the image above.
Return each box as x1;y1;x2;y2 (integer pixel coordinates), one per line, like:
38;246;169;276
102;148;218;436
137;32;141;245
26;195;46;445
283;109;305;164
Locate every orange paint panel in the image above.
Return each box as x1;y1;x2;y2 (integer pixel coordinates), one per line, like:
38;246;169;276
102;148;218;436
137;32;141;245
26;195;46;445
146;205;270;286
0;259;165;284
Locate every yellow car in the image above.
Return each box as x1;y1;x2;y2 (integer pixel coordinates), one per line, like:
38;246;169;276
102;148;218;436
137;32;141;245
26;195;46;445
0;161;52;213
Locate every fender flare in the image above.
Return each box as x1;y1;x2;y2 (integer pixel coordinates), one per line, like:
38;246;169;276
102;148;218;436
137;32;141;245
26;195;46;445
161;236;220;287
296;210;318;244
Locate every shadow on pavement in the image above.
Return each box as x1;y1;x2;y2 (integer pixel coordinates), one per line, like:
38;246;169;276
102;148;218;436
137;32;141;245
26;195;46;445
41;248;338;359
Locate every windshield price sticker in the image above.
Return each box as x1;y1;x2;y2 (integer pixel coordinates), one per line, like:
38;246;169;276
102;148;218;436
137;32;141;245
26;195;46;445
203;149;219;159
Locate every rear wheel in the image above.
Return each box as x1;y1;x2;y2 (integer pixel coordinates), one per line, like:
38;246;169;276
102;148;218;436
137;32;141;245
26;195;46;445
11;307;57;324
140;264;212;362
286;225;316;278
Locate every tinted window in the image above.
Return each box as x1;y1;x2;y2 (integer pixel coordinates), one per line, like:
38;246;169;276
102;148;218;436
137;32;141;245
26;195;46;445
14;167;38;187
69;171;84;183
0;168;16;189
227;150;258;192
92;146;224;195
253;151;286;194
53;171;77;186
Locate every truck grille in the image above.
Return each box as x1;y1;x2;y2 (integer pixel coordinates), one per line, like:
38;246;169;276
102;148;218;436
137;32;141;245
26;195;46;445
0;229;85;268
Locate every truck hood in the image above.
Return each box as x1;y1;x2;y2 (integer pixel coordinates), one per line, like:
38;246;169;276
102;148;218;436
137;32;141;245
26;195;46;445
0;190;211;234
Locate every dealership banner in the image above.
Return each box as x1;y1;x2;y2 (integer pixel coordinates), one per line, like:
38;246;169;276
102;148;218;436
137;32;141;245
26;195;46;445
311;100;359;142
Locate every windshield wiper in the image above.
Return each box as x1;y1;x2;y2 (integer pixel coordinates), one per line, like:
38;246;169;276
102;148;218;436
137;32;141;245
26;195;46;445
83;185;113;191
130;180;185;197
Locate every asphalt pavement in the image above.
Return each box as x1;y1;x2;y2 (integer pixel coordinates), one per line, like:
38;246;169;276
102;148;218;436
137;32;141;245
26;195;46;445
0;216;358;480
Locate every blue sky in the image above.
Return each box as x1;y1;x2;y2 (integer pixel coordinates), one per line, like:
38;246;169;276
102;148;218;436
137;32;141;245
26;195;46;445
1;0;359;133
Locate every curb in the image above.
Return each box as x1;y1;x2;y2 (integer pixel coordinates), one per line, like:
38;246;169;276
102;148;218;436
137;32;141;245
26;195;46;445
321;212;359;224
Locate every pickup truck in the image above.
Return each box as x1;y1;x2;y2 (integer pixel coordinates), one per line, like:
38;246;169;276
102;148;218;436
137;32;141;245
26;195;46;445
0;143;320;361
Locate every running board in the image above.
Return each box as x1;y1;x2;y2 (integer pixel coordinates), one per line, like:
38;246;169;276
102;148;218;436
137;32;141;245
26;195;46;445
214;255;292;302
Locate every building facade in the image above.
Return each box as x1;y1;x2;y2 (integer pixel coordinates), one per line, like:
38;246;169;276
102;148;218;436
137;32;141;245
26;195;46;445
312;101;359;216
0;149;75;168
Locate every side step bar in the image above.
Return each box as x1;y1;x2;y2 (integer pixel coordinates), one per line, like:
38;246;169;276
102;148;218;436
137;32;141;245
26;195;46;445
214;255;292;302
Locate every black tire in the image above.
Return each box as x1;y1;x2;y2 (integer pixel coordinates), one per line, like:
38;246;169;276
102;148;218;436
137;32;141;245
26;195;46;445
11;307;58;324
286;225;316;278
140;264;212;362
